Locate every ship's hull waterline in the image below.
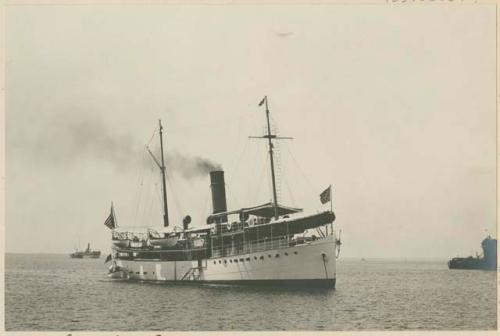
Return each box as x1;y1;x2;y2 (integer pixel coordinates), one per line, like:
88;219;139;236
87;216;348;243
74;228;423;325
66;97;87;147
112;235;337;288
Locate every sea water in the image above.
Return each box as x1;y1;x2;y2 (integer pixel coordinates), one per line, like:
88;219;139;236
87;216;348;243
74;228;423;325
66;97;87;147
5;254;497;331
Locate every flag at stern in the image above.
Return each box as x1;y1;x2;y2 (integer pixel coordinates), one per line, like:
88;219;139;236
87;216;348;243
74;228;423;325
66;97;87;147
104;203;117;229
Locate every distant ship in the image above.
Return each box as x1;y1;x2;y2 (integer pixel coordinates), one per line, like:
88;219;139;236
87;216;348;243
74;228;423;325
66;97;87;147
104;97;340;288
448;235;497;270
70;243;101;259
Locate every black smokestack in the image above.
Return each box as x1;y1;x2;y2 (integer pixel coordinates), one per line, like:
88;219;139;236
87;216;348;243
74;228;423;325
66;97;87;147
210;170;228;223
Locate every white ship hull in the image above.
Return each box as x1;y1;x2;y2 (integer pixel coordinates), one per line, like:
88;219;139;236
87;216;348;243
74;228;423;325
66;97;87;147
112;234;337;288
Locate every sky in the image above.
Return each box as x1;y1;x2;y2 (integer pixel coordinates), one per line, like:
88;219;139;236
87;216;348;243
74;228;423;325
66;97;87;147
5;4;496;258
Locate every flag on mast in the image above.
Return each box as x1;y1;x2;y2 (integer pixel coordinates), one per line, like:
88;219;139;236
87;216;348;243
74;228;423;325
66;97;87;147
104;203;117;229
320;185;332;204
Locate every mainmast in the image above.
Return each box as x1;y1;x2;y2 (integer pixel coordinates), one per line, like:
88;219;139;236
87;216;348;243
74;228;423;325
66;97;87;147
251;96;292;220
264;98;279;220
159;120;170;227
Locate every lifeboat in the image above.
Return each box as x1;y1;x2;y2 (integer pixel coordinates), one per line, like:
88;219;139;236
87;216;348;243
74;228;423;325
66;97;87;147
149;235;179;248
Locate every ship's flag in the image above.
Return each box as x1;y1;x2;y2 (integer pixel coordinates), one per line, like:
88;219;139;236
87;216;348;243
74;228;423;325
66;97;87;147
104;254;112;264
320;185;332;204
104;203;117;229
258;96;267;106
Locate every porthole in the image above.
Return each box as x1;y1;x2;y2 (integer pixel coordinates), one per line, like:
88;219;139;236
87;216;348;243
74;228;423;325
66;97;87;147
144;272;148;275
294;251;298;255
219;260;222;264
224;260;227;264
240;258;244;262
275;254;280;258
230;260;233;263
260;256;264;260
153;272;155;274
136;272;140;274
254;256;257;260
234;259;238;263
268;254;272;258
285;252;289;256
246;257;251;261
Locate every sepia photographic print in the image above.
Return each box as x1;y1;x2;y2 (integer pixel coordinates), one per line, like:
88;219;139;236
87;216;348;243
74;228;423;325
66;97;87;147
3;0;498;333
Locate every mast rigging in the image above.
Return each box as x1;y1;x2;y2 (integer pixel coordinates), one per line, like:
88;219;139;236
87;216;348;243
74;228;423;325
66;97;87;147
250;96;292;220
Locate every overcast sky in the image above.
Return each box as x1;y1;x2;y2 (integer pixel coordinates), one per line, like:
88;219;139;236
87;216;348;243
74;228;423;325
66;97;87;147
5;4;496;258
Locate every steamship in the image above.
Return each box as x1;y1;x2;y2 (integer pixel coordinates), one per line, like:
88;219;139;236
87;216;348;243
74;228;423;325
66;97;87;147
106;97;339;288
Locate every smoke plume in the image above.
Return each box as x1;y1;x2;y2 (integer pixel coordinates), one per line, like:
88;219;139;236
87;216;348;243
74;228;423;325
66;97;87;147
165;152;222;179
9;113;221;178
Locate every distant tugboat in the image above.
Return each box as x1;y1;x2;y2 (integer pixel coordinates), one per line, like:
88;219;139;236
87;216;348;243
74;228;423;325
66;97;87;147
70;243;101;259
448;236;497;270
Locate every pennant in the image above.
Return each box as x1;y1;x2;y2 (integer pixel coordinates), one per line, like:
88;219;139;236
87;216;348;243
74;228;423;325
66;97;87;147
258;96;267;106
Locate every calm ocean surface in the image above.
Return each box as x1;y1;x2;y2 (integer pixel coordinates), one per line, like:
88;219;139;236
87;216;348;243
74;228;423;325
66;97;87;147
5;253;497;331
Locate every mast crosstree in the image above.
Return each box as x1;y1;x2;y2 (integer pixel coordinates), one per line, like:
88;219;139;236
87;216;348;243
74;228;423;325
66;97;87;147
250;96;293;220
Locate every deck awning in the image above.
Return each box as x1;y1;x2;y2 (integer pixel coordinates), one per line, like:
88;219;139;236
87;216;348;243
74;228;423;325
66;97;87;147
244;211;335;238
242;202;302;217
207;202;302;223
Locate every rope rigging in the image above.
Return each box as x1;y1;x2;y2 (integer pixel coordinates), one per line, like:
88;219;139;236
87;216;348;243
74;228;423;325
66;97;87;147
284;142;319;202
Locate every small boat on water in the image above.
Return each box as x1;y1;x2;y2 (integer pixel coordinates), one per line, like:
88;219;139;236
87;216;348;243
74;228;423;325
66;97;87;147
70;243;101;259
448;235;497;270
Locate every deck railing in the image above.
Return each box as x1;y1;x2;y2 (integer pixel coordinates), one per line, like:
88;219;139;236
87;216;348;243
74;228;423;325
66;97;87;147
211;236;295;258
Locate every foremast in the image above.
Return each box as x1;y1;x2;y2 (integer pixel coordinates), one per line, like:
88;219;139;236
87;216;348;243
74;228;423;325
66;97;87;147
159;120;169;227
146;120;170;227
